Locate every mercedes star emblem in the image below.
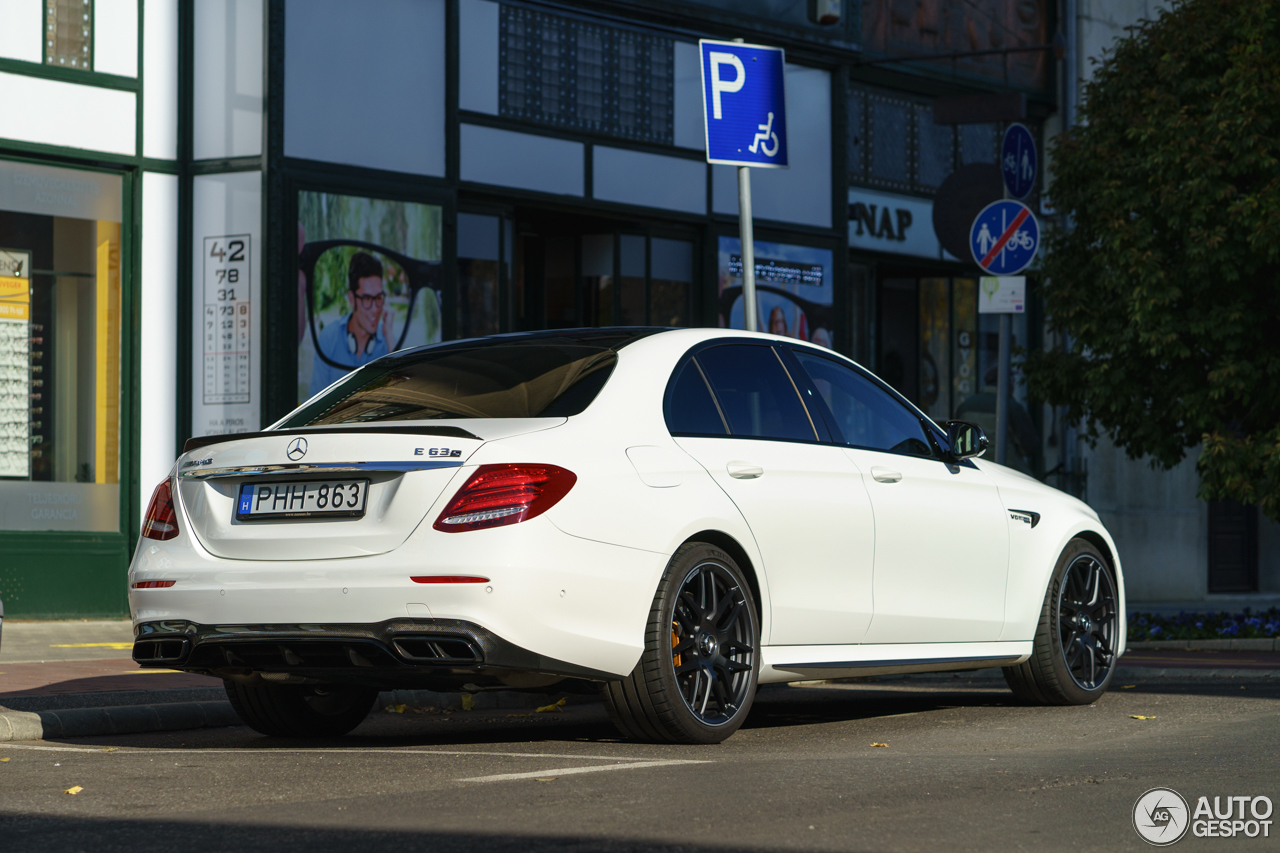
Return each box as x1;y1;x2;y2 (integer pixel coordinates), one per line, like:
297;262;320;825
286;437;308;461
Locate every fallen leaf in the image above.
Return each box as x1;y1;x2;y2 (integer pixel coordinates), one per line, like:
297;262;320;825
1120;685;1136;689
64;786;83;795
870;742;888;748
506;713;531;718
535;777;557;782
535;697;567;714
0;758;9;763
460;694;475;711
100;748;119;753
384;704;407;714
1130;715;1156;720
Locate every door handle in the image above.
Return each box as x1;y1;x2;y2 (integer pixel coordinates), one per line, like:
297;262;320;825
870;466;902;483
727;461;764;479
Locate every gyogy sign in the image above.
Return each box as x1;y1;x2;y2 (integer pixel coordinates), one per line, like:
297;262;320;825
700;40;788;168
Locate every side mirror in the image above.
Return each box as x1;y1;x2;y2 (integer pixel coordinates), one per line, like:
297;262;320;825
944;420;989;461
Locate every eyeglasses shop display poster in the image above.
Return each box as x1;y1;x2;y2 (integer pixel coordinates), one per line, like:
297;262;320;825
717;237;834;348
0;250;31;478
297;192;443;404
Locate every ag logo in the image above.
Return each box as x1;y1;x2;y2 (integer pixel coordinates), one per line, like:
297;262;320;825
1134;787;1190;845
286;437;308;461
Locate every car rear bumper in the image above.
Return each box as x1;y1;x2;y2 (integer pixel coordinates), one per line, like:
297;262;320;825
133;618;620;691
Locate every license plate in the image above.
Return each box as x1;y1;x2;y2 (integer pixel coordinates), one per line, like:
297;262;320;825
236;480;369;520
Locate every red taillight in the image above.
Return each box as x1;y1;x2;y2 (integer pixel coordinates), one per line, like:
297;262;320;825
132;580;176;589
433;464;576;533
410;576;489;584
141;478;179;541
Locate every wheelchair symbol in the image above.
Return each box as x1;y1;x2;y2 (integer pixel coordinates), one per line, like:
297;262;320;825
748;111;780;157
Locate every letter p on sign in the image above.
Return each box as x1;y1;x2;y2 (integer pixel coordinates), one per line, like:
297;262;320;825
708;52;744;120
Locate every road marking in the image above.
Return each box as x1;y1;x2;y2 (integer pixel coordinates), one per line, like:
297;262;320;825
456;759;709;783
49;642;134;649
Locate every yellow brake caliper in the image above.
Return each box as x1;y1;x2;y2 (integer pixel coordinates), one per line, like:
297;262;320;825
672;621;681;668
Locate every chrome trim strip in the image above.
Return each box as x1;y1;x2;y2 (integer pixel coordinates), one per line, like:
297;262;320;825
178;460;464;480
775;655;1020;670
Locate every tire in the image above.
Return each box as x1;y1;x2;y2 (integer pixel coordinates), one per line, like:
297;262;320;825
1004;537;1121;705
224;679;378;737
602;542;760;744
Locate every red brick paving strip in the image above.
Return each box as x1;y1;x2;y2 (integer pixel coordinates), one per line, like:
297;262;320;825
1121;649;1280;670
0;657;221;698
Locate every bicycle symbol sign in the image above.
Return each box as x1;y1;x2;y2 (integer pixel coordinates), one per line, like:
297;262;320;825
700;40;789;169
969;200;1039;275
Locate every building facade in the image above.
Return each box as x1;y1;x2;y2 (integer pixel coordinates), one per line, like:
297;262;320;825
0;0;1273;618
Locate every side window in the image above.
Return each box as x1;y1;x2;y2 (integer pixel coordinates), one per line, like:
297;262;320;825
697;345;817;442
791;350;933;458
665;359;728;435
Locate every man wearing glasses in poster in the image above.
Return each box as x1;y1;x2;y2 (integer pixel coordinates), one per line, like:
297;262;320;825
309;251;394;395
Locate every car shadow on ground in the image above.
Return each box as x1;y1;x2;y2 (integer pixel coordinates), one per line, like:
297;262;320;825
0;816;882;853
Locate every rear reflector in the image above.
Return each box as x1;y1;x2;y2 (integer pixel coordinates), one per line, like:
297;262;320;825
141;478;179;541
410;576;489;584
132;580;176;589
434;463;576;532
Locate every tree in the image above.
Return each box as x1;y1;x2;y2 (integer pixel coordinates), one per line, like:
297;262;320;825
1026;0;1280;520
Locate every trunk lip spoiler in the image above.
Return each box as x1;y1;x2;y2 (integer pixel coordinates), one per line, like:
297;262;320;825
183;425;482;455
177;460;465;481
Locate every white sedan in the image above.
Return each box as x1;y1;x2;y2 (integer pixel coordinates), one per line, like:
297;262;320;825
129;328;1125;743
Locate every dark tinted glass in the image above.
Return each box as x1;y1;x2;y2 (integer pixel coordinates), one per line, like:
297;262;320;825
665;359;727;435
282;344;616;426
792;351;933;457
697;345;815;442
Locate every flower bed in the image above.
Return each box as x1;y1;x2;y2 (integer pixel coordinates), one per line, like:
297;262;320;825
1127;608;1280;642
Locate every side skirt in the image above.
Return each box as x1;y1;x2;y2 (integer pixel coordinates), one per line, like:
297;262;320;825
760;641;1033;683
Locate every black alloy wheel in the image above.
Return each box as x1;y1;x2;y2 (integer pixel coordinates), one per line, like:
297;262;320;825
1057;553;1119;690
1003;537;1121;705
602;542;760;744
670;560;755;725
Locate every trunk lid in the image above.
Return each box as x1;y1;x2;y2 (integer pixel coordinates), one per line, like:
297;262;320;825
175;420;562;561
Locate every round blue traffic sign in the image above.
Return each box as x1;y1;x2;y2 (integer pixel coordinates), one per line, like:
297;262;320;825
1001;123;1037;199
970;200;1039;275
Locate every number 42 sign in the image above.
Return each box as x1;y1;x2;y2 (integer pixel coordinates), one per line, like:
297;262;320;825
202;235;251;405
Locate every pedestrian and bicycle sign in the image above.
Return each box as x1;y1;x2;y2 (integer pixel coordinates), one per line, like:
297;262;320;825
700;40;788;168
970;200;1039;275
1001;123;1037;199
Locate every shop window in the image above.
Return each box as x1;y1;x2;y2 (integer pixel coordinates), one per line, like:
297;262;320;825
514;225;693;332
457;213;503;340
500;5;674;145
1208;501;1259;593
650;238;692;327
46;0;92;69
0;159;123;532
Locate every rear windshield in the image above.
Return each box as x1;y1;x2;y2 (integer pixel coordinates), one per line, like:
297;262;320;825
281;344;618;426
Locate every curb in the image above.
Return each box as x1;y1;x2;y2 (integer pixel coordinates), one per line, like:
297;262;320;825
1127;639;1278;651
0;700;239;742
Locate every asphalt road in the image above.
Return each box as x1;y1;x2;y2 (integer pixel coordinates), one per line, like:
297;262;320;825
1;676;1276;852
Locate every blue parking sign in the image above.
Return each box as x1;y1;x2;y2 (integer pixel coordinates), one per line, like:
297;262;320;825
700;40;788;168
970;200;1039;275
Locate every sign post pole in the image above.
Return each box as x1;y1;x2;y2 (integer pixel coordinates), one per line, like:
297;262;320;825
737;165;757;331
699;37;787;333
996;313;1011;464
977;275;1026;466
